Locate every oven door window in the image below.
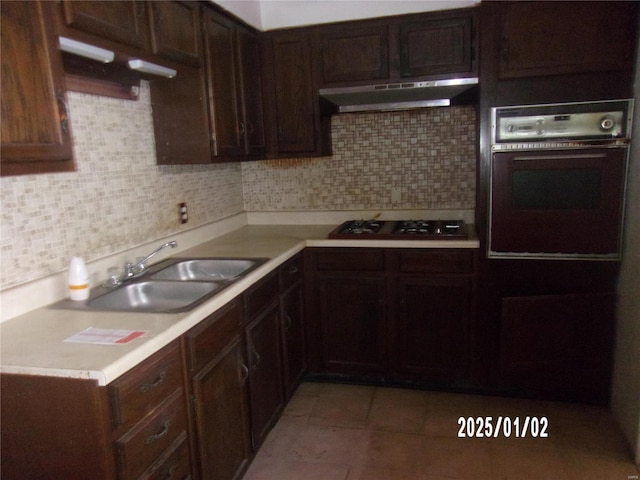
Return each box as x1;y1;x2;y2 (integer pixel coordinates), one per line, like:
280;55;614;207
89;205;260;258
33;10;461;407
512;168;601;210
490;148;626;256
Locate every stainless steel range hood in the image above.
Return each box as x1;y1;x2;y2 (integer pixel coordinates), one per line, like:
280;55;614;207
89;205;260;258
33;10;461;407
319;77;478;113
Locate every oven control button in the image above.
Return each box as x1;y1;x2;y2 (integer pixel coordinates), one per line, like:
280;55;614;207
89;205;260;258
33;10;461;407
600;116;616;131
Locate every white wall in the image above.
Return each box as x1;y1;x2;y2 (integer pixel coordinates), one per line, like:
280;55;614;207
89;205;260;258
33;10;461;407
213;0;262;29
611;25;640;466
214;0;478;30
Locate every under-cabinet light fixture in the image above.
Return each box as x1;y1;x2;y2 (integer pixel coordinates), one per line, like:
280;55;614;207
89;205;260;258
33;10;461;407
58;36;114;63
127;59;177;78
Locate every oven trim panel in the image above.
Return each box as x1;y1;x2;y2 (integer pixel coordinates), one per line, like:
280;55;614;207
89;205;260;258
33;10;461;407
488;99;633;261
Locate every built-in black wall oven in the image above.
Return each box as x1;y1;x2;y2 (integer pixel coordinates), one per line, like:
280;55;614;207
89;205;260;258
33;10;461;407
489;99;633;259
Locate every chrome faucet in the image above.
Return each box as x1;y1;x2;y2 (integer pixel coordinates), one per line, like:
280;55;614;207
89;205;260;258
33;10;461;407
123;241;178;279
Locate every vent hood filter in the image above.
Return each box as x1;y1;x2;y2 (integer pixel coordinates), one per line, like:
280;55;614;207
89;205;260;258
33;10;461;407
319;77;478;113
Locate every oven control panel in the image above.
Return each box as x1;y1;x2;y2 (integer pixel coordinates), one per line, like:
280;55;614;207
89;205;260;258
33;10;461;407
491;100;633;149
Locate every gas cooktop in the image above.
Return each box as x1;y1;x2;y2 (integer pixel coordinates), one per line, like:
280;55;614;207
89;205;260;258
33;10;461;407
328;219;467;240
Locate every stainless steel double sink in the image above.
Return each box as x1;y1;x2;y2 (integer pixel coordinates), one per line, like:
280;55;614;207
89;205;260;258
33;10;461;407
60;258;267;314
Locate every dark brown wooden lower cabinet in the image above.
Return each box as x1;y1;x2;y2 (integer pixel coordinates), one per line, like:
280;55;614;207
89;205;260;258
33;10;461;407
281;280;307;397
191;337;251;480
185;300;252;480
245;300;285;449
316;274;387;375
396;276;473;382
498;292;616;404
0;340;192;480
306;248;477;387
1;375;114;479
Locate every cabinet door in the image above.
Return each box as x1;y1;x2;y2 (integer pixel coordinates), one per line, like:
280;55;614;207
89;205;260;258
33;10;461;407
237;27;267;156
149;1;201;67
498;1;638;79
317;274;386;374
60;0;150;49
400;14;475;77
319;23;390;85
499;292;615;404
151;66;211;164
396;277;472;381
1;1;74;176
281;283;306;398
202;10;244;159
246;304;285;449
192;336;251;480
270;31;318;154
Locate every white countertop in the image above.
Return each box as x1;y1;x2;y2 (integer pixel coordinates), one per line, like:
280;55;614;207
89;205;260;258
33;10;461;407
0;224;479;386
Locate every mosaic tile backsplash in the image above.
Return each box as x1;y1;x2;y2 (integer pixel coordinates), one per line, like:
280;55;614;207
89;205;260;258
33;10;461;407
1;83;244;290
1;82;476;290
242;106;476;211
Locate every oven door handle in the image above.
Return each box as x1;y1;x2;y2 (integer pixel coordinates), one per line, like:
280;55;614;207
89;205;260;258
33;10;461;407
511;153;607;161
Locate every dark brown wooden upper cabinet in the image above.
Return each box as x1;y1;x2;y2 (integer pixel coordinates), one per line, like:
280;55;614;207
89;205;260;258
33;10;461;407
202;9;244;159
319;22;390;85
498;1;639;79
60;0;150;50
149;1;202;67
151;65;211;165
317;8;477;87
399;15;474;78
267;30;325;155
1;1;75;176
237;27;267;157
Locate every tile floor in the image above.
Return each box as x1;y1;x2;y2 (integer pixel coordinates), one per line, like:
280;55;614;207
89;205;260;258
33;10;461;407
243;382;639;480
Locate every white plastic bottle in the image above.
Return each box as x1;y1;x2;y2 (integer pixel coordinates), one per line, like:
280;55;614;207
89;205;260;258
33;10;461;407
68;256;90;301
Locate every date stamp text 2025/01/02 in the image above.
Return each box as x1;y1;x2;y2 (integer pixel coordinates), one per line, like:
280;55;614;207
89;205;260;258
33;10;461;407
457;416;549;438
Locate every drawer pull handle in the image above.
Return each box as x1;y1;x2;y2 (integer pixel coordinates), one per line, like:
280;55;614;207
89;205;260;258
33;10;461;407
146;420;170;445
161;465;177;480
140;371;166;392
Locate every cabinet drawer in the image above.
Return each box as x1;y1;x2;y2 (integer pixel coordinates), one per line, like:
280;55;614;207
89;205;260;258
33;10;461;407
280;254;303;291
185;300;243;374
399;250;474;274
110;341;183;431
140;435;192;480
116;390;188;480
315;249;385;271
245;271;279;319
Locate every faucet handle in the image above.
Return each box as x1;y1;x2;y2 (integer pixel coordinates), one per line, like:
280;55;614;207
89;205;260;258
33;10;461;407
131;257;147;275
124;262;134;277
104;266;122;287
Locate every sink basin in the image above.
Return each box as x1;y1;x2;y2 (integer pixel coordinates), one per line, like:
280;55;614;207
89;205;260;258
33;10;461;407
87;280;224;313
52;257;268;314
150;258;264;282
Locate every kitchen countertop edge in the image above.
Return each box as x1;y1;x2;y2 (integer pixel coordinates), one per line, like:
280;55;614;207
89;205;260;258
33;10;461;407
0;224;479;385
